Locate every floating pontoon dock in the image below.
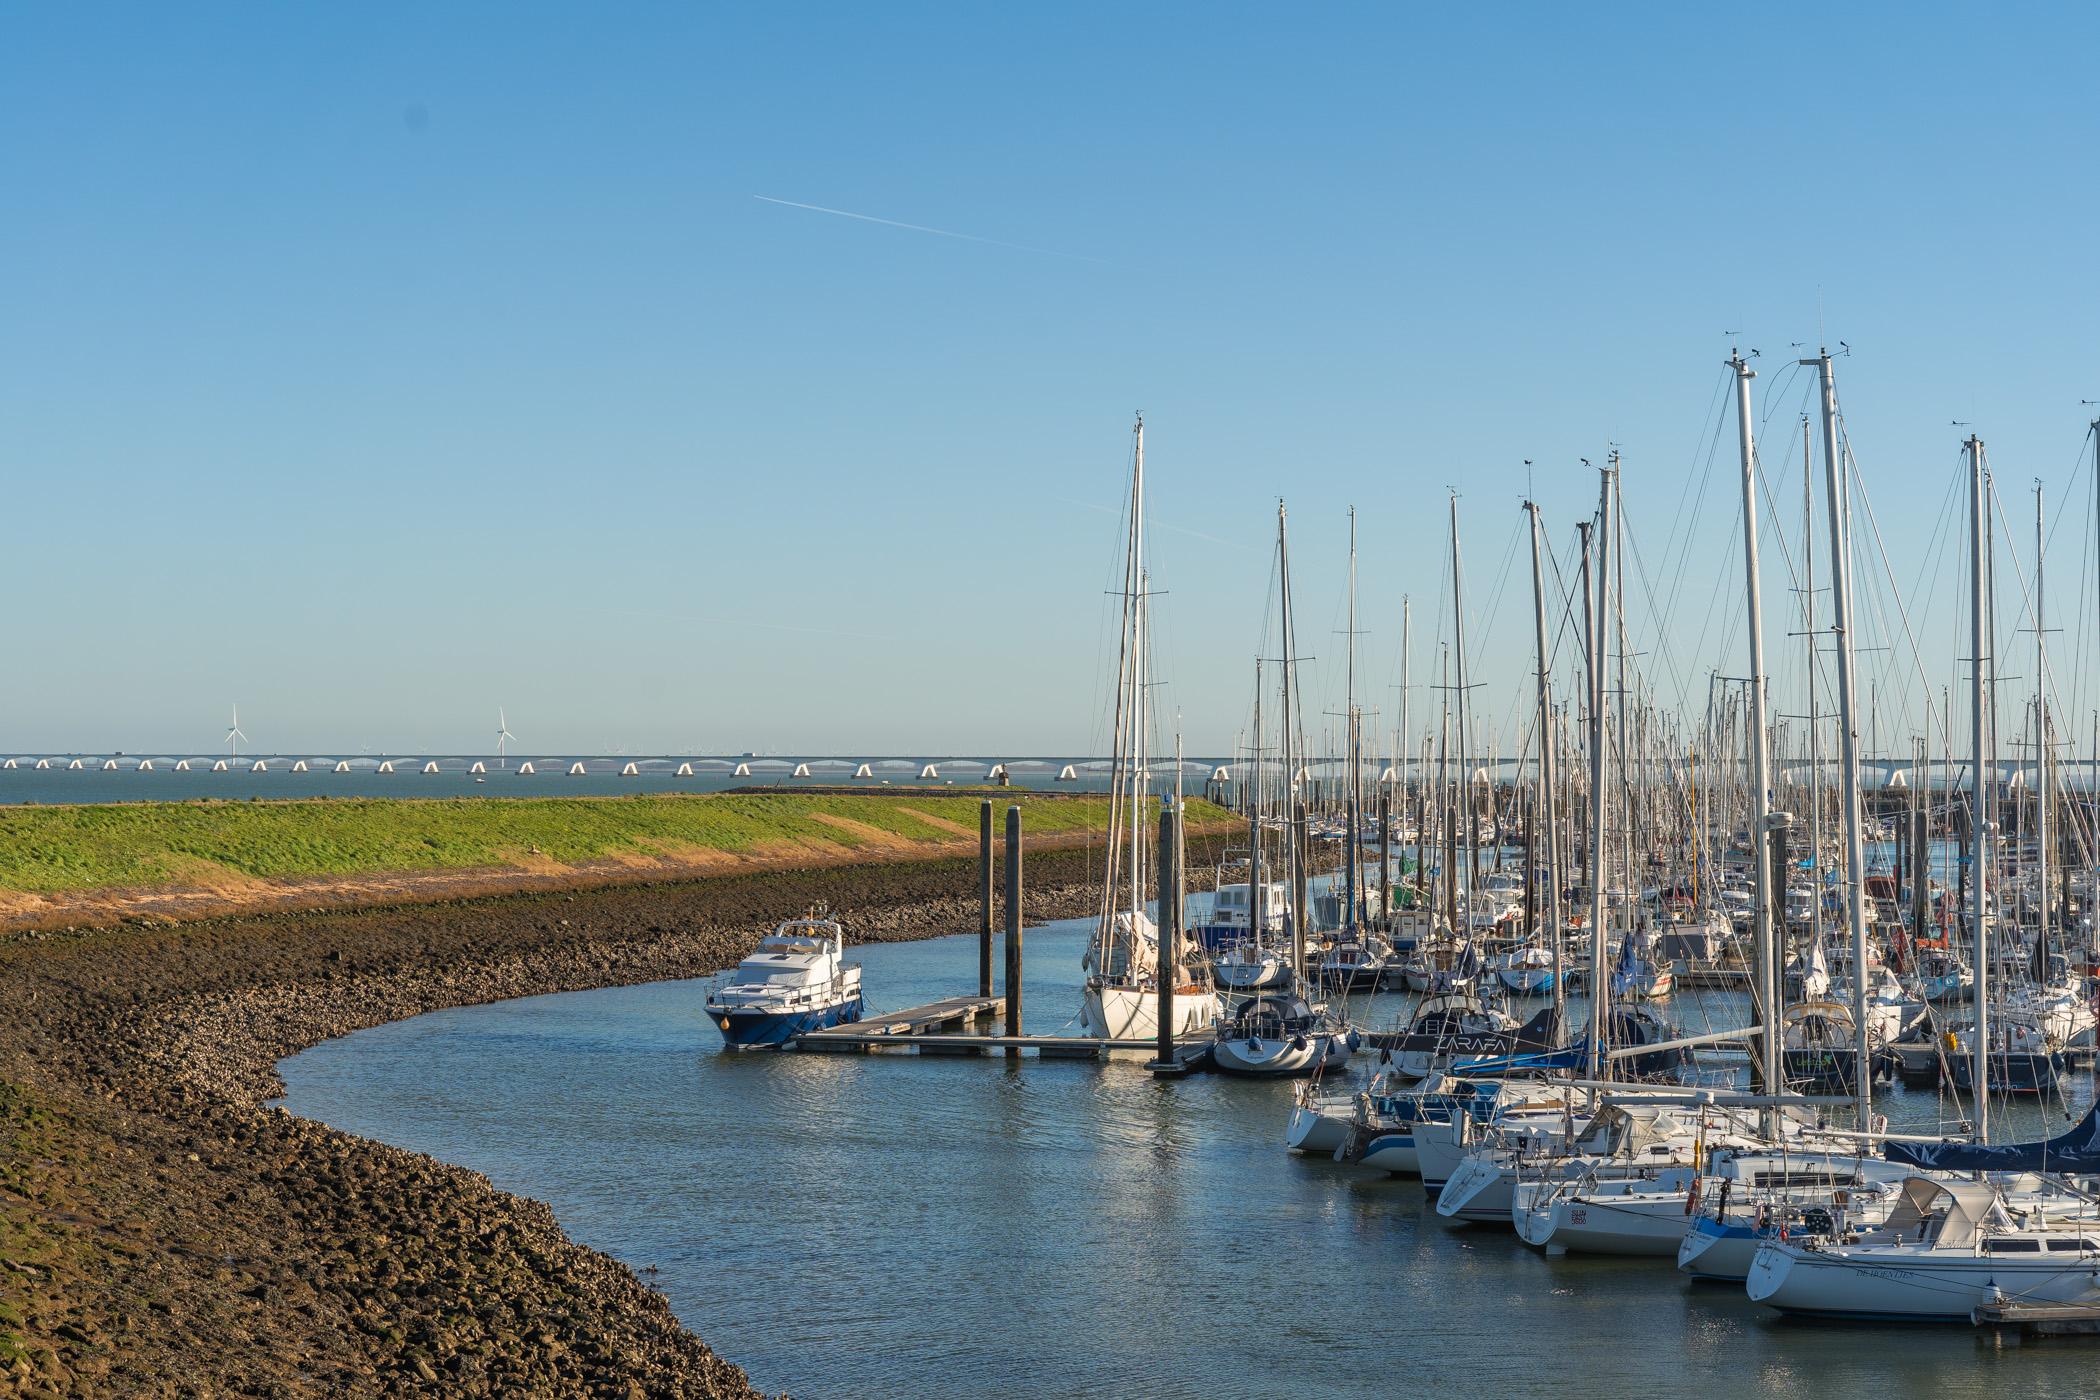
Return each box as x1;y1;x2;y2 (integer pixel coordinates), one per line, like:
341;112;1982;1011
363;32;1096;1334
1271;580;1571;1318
796;994;1212;1064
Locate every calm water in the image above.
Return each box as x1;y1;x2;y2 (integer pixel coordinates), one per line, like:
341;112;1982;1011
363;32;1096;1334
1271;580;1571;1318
279;909;2100;1400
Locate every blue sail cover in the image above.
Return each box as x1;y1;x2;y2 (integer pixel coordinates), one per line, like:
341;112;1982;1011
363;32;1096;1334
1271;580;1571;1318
1885;1101;2100;1173
1454;1042;1588;1076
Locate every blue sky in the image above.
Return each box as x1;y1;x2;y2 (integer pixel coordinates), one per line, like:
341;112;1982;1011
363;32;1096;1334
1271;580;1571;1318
4;4;2097;757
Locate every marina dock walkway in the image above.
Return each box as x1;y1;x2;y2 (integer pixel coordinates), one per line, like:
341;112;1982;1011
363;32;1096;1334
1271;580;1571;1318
797;994;1210;1063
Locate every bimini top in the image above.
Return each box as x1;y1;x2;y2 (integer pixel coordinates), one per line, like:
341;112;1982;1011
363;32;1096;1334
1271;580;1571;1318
1886;1100;2100;1175
1878;1177;2009;1249
1230;992;1315;1021
1411;991;1488;1021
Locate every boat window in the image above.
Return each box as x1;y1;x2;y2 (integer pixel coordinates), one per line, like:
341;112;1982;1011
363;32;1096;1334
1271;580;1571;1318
1748;1171;1847;1189
1983;1238;2043;1253
2046;1239;2097;1253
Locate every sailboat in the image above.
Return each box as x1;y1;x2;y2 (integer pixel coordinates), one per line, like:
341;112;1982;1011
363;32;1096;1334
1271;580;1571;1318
1489;942;1556;996
1783;928;1832;1002
1607;924;1673;1000
1077;417;1221;1043
1200;660;1293;992
1746;1174;2100;1318
1742;1110;2100;1315
1210;989;1354;1077
1210;501;1349;1077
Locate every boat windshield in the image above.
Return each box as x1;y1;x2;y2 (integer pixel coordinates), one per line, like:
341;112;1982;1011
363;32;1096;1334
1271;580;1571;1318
757;936;833;956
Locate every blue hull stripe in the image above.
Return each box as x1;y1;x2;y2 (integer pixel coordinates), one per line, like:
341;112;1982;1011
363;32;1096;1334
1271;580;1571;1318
710;996;865;1048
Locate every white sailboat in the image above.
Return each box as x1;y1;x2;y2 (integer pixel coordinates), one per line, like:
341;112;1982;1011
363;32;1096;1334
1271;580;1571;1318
1078;416;1220;1043
1747;1176;2100;1319
1510;1105;1784;1255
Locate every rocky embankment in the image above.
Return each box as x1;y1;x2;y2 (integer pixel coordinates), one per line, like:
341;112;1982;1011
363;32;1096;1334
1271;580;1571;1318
0;836;1222;1397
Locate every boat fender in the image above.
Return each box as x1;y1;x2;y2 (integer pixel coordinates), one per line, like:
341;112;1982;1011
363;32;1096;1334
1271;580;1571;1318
1246;1038;1263;1053
1291;1035;1308;1052
1378;1049;1391;1064
1346;1031;1362;1053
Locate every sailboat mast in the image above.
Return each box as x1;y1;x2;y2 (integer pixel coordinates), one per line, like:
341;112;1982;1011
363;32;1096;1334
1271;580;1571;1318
1131;417;1147;933
1986;473;2001;900
1440;648;1455;937
2035;485;2051;967
1277;501;1303;976
1096;421;1144;945
1806;349;1872;1132
1803;418;1821;977
1527;500;1566;1026
1250;658;1265;939
1967;434;1992;1141
1401;595;1411;897
1450;494;1478;911
1611;459;1633;965
1346;507;1361;926
1584;479;1609;1080
1731;351;1780;1113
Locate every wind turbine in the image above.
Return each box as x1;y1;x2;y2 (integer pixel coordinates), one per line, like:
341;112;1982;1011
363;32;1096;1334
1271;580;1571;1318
497;708;516;769
226;704;248;760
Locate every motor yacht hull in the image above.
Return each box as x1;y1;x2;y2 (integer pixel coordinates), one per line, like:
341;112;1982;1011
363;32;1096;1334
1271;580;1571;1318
709;995;865;1049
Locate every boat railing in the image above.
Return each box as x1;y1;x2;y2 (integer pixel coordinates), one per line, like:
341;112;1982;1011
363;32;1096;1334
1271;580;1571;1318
706;969;860;1010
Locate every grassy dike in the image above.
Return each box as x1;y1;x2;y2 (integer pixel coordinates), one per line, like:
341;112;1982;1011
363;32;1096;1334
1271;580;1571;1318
0;789;1236;932
0;789;1165;893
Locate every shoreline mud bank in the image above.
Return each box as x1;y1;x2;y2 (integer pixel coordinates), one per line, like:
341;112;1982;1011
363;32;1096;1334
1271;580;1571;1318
0;829;1227;1397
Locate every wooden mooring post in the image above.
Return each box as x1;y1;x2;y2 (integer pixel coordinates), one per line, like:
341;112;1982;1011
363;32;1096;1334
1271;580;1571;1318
1153;803;1177;1068
1378;792;1392;916
1003;804;1023;1054
1291;800;1309;980
978;800;995;998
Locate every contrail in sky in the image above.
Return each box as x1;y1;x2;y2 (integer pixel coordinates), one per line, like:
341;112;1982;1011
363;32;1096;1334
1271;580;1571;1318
1050;494;1249;551
752;194;1104;262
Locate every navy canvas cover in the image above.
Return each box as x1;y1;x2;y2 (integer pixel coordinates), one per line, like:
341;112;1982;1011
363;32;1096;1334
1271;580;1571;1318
1885;1101;2100;1173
